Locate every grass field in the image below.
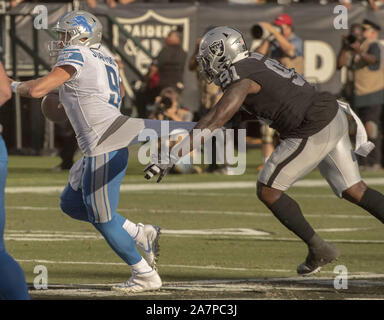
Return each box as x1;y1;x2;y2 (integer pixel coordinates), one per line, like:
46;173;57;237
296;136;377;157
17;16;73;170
3;146;384;300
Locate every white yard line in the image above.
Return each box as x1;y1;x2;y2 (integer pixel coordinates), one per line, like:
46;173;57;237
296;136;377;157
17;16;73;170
5;177;384;194
16;257;384;281
5;205;375;220
17;258;292;273
5;229;384;243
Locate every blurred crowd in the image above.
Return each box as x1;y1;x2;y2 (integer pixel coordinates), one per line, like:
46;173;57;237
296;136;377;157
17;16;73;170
3;1;384;174
6;0;384;10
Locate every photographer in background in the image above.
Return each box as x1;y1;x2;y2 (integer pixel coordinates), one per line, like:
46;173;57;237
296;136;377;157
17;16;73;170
135;30;186;118
337;20;384;171
150;87;192;122
255;13;304;75
254;14;304;170
149;87;201;174
337;23;365;102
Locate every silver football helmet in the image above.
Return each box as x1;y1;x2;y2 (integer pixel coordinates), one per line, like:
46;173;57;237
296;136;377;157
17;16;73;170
197;26;248;84
49;10;102;57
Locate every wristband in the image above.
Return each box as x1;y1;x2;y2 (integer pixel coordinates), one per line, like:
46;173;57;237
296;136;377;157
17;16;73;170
11;81;21;93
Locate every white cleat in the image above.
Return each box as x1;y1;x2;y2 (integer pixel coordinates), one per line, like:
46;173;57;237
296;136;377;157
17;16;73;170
135;223;161;269
112;269;162;293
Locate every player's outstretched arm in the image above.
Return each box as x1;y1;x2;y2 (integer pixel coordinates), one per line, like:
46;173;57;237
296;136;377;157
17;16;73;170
194;78;259;133
144;78;260;182
0;62;11;107
9;65;76;99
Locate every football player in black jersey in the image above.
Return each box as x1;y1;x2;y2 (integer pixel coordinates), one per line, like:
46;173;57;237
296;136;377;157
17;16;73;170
144;27;384;276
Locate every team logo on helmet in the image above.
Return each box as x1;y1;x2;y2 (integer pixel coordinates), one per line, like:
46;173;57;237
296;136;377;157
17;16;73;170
209;40;224;57
71;15;96;36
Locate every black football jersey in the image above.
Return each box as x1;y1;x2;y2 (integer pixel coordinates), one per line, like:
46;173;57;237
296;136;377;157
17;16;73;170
219;53;338;138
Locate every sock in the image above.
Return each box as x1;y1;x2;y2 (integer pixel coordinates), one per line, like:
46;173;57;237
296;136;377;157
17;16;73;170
269;193;315;244
0;250;30;300
121;218;140;239
131;257;153;274
358;188;384;223
93;215;142;266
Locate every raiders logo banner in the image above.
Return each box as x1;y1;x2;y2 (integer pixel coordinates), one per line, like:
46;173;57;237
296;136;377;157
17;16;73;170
6;2;384;113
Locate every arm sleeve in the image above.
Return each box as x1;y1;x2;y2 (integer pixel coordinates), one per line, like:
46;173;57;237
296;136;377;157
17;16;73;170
54;47;84;79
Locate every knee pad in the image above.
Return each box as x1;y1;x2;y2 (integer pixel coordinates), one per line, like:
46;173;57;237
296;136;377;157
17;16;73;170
261;124;275;144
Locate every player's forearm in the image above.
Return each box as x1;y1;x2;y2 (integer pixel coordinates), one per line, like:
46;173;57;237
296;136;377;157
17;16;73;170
195;82;249;132
12;78;47;98
182;80;249;156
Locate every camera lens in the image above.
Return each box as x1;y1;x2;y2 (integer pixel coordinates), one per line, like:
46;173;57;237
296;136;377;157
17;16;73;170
347;34;357;44
160;96;173;109
251;24;264;39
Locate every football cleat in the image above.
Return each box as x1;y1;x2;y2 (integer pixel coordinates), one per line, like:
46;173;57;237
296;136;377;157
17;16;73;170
112;269;162;294
297;241;340;276
135;223;161;270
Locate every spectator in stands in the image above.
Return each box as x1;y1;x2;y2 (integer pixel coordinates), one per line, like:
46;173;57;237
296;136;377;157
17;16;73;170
337;23;364;102
85;0;138;8
135;30;187;118
338;0;384;11
151;30;187;93
85;0;97;8
255;13;304;171
150;87;192;122
256;13;304;75
228;0;266;4
337;19;384;170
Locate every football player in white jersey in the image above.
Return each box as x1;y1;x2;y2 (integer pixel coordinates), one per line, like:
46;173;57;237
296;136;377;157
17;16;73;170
8;10;195;293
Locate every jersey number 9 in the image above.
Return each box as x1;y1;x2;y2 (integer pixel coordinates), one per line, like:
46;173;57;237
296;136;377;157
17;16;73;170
105;65;122;108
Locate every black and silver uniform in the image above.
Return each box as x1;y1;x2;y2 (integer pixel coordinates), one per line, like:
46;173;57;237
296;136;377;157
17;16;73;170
220;53;339;139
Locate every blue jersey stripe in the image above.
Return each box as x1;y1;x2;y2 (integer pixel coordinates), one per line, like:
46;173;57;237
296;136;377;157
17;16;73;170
58;52;84;63
57;60;83;67
102;153;110;221
62;48;80;52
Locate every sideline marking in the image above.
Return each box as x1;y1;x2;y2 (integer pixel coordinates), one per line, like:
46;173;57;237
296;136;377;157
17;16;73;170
5;177;384;194
6;230;384;244
6;205;375;220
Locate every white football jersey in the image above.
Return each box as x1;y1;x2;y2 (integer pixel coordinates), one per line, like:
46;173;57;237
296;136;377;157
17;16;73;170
54;44;122;156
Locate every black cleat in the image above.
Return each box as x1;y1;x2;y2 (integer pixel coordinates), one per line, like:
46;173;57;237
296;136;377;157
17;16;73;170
297;241;340;276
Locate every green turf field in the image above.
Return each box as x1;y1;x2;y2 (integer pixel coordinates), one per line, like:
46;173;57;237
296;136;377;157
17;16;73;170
3;146;384;299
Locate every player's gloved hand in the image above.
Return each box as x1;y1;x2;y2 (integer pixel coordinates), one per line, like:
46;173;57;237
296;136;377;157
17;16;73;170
144;153;178;183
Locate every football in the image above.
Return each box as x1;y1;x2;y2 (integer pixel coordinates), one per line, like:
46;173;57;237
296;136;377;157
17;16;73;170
41;92;68;123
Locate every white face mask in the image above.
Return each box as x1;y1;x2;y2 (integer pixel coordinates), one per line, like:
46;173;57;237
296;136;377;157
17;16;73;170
48;31;72;57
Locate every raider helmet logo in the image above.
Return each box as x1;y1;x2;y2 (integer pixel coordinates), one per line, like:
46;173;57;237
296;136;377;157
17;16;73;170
209;40;224;56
